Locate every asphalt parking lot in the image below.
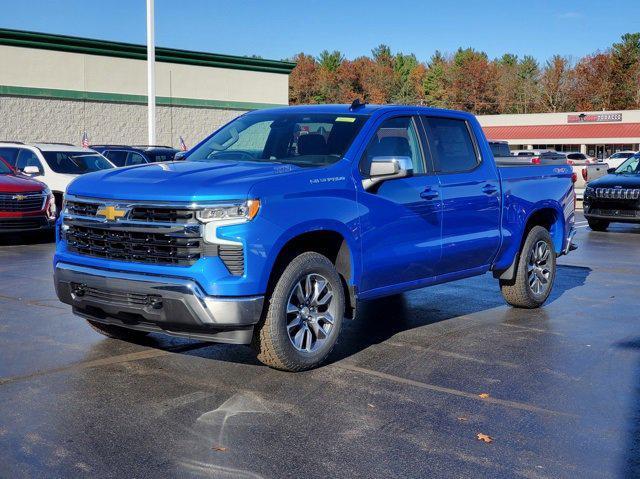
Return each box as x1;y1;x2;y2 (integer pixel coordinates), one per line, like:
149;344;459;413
0;212;639;479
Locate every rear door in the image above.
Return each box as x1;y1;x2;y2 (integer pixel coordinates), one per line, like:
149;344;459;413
358;114;442;294
420;115;501;275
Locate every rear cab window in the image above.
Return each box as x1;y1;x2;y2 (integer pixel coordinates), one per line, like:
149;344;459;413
421;116;480;173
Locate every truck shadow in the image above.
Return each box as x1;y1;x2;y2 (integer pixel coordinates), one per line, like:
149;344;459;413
329;264;590;364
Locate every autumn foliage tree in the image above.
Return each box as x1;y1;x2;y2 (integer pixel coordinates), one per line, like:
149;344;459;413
287;32;640;114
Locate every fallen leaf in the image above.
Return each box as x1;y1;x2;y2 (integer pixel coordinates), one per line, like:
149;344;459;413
212;446;227;452
367;404;375;409
476;433;493;443
478;393;490;399
457;416;468;422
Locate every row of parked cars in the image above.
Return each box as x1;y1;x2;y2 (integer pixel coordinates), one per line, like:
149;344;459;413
0;141;181;234
489;141;640;231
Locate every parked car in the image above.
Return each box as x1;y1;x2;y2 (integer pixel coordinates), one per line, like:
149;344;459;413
0;157;56;233
499;149;567;166
488;140;511;158
0;142;115;212
603;150;637;170
91;145;180;167
583;152;640;231
566;152;608;199
54;104;576;371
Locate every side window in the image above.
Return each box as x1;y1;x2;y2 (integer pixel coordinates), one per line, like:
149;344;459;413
126;152;147;166
104;151;127;167
422;117;479;173
360;116;425;177
16;149;43;173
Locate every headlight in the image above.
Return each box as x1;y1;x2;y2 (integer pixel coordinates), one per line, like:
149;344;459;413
196;200;260;223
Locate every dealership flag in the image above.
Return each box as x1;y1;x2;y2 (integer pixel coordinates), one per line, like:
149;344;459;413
179;136;187;151
82;131;89;148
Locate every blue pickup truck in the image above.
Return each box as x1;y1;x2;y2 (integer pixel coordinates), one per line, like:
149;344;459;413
54;104;576;371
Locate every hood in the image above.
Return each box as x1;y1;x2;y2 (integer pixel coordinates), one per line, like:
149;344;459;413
0;174;46;193
67;160;307;201
589;173;640;189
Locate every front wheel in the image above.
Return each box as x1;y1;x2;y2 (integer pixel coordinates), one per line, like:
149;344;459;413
500;225;556;309
253;252;345;371
587;219;609;231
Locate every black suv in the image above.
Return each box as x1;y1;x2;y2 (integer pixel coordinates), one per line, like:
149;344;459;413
91;145;180;167
584;152;640;231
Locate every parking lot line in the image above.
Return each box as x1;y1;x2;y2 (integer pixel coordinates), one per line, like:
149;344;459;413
0;342;210;386
336;362;576;418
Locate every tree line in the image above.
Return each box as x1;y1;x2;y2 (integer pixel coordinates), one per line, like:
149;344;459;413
288;33;640;114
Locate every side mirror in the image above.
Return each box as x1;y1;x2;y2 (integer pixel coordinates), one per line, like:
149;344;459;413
363;156;413;190
22;165;41;176
607;167;617;174
174;151;187;161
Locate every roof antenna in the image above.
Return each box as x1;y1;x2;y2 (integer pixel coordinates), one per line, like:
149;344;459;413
350;98;366;111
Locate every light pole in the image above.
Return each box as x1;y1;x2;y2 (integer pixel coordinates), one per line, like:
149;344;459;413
146;0;156;145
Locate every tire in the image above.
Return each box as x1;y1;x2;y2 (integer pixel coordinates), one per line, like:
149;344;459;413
587;219;609;231
86;319;150;342
500;225;556;309
253;251;345;371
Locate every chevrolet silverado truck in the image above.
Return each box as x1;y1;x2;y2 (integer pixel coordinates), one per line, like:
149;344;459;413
54;104;576;371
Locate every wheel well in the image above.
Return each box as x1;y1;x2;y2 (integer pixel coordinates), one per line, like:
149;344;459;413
524;208;563;252
268;231;355;319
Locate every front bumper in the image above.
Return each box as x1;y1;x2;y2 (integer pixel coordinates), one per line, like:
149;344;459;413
0;216;55;233
584;206;640;224
54;262;264;344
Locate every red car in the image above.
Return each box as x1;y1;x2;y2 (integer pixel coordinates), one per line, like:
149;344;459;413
0;157;56;233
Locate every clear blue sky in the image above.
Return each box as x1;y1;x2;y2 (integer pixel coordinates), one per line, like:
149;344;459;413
1;0;639;63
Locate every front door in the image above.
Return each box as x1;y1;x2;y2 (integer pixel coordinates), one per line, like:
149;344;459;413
358;114;442;295
420;115;501;275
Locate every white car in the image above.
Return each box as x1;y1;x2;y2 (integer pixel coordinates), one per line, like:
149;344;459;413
603;151;637;170
0;142;115;212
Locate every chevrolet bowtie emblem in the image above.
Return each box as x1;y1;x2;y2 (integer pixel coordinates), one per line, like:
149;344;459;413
96;205;127;221
12;194;27;201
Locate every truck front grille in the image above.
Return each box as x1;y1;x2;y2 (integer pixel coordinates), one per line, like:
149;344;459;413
65;225;204;266
65;200;195;223
0;192;45;212
595;188;640;200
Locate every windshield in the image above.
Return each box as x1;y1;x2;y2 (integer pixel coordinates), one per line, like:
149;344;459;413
611;152;634;159
42;152;114;174
188;113;369;167
614;154;640;174
0;159;12;174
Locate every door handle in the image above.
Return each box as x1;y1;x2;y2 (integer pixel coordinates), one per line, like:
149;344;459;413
482;184;498;195
420;188;439;200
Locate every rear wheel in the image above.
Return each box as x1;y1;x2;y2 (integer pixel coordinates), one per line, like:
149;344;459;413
587;219;609;231
253;252;344;371
500;225;556;309
86;320;149;342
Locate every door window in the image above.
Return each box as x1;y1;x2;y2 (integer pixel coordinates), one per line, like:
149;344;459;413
360;116;425;177
422;117;479;173
15;149;43;174
126;152;147;166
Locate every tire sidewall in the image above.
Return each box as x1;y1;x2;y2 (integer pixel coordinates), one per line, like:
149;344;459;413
267;253;345;369
519;226;556;306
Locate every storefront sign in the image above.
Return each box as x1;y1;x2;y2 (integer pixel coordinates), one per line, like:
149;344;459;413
567;113;622;123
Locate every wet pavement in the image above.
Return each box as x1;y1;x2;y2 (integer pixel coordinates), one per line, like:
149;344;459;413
0;212;639;478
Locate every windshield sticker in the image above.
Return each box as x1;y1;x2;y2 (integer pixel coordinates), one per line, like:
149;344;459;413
335;117;356;123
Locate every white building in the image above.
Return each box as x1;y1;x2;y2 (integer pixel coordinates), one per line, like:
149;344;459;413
478;110;640;159
0;28;294;147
